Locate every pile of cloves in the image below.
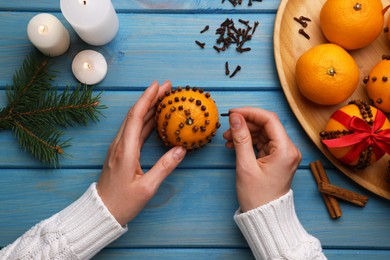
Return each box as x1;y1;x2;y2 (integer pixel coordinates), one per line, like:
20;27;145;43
195;18;259;78
195;18;259;53
212;18;259;54
222;0;263;7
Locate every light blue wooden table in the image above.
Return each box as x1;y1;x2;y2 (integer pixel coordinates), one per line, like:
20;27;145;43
1;1;390;259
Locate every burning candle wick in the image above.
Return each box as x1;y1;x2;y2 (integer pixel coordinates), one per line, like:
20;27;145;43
38;25;48;34
83;62;92;70
72;50;108;85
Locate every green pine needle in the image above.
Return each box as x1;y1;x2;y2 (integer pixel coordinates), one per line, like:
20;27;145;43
0;51;106;167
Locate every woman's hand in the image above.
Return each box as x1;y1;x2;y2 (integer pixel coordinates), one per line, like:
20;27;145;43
223;107;301;212
97;80;186;226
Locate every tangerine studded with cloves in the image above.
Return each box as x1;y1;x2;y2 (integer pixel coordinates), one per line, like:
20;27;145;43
320;100;390;169
364;57;390;113
155;86;220;150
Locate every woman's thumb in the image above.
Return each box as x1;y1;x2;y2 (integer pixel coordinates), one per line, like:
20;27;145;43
229;113;257;166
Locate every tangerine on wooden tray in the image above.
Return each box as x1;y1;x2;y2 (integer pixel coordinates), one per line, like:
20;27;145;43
365;58;390;113
155;86;220;150
320;0;384;50
295;43;359;105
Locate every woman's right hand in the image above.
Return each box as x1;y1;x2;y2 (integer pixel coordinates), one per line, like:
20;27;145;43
223;107;302;212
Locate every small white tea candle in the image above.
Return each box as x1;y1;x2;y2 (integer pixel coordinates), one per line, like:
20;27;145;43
60;0;119;46
27;13;70;57
72;50;108;85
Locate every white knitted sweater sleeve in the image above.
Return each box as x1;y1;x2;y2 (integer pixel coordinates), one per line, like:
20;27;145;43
0;183;127;260
234;190;327;260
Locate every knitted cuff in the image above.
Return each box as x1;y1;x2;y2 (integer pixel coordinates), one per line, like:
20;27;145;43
58;183;127;259
234;190;322;259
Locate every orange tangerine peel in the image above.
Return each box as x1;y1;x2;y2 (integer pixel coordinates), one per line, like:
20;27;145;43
155;86;220;150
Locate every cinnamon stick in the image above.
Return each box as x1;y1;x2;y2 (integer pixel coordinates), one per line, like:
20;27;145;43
309;163;336;218
318;181;368;207
309;161;342;218
315;160;331;184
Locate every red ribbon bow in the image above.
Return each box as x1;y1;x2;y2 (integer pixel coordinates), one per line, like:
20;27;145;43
321;109;390;164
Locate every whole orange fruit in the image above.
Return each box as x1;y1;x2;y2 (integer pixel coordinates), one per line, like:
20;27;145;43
320;0;384;50
365;58;390;113
321;100;390;169
155;86;220;150
295;43;359;105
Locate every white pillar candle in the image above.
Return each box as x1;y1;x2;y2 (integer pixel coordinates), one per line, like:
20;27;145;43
60;0;119;46
27;13;70;57
72;50;108;85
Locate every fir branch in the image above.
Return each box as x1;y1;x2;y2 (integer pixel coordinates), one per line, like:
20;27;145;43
12;120;65;166
0;108;12;130
13;85;106;128
7;52;55;114
0;51;106;167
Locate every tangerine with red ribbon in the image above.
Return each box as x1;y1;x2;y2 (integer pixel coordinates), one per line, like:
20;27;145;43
321;100;390;169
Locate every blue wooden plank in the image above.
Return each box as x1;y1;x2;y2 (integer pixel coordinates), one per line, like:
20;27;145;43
2;1;389;257
325;250;390;260
0;0;280;12
0;12;278;90
0;90;328;168
94;248;390;260
1;168;389;249
94;248;254;260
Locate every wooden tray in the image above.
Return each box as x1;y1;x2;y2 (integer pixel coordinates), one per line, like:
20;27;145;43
273;0;390;199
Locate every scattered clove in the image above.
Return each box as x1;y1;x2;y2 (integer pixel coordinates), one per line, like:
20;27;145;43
200;25;209;34
195;40;206;48
239;19;249;26
294;17;307;28
237;47;251;53
224;0;262;6
229;65;241;78
225;61;230;75
252;21;259;35
294;16;312;40
299;29;310;39
299;16;312;22
228;0;237;7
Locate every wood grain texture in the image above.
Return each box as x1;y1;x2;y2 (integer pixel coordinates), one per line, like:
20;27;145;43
94;248;390;260
1;0;390;258
0;12;277;90
0;90;327;168
0;0;280;12
95;248;254;260
1;168;389;249
274;0;390;199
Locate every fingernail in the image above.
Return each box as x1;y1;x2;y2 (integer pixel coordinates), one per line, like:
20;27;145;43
230;115;241;129
173;146;186;161
148;81;159;92
161;80;170;87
